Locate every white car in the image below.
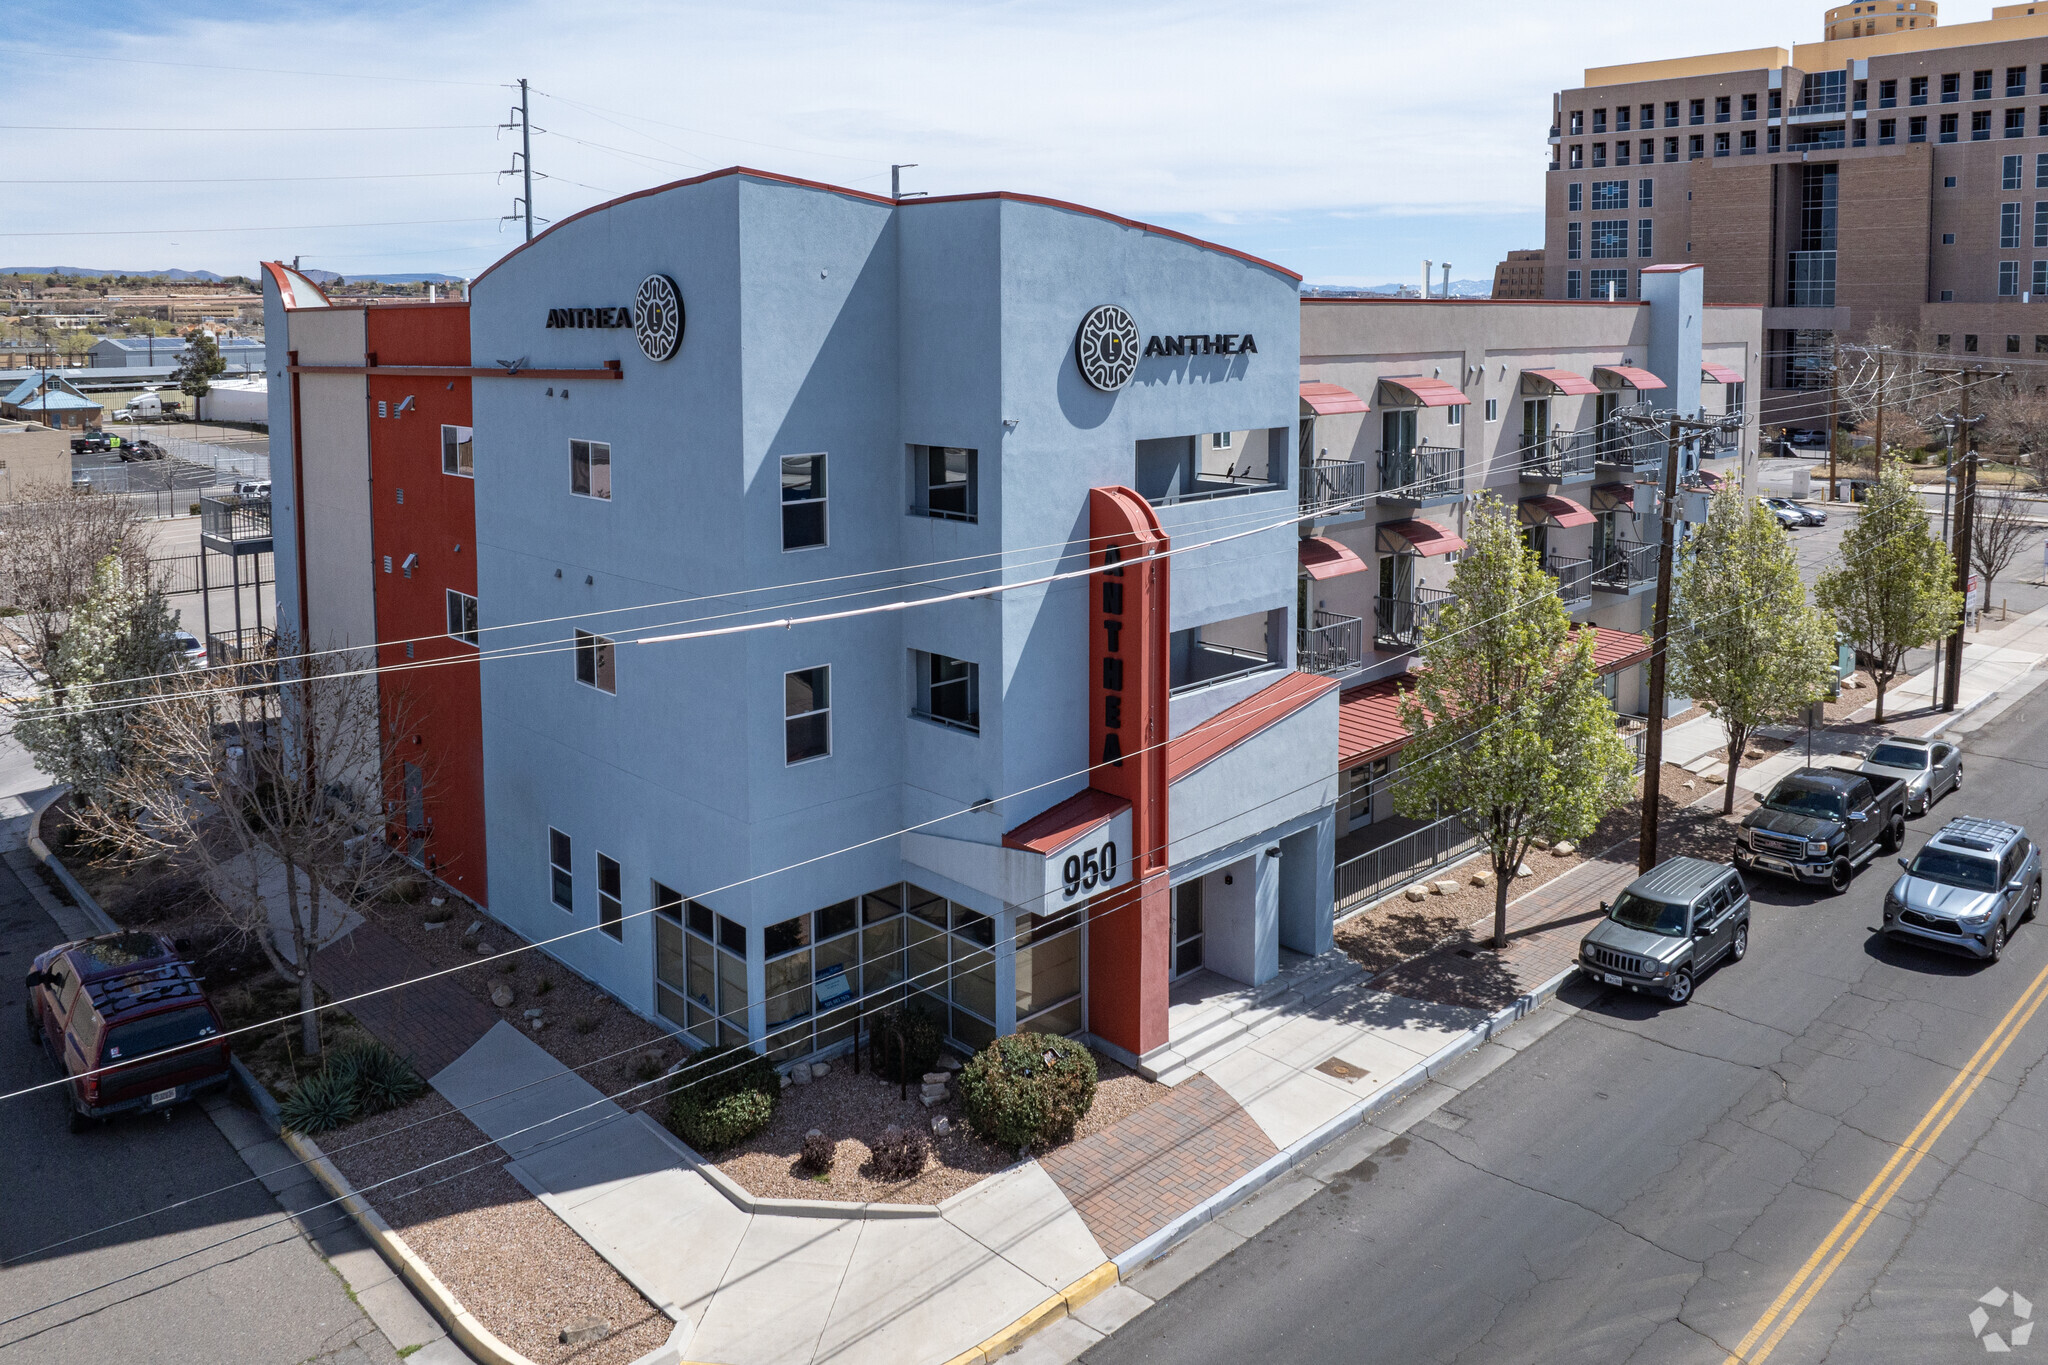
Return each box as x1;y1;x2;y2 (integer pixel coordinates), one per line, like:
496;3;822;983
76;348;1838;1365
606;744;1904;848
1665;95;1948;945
168;630;206;668
1758;497;1803;530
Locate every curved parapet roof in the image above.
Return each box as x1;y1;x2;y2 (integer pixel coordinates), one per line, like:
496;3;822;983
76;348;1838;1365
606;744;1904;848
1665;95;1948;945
471;165;1301;288
260;261;333;310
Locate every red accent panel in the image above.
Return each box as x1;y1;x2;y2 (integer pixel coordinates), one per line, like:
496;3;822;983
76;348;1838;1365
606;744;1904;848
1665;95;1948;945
1086;486;1170;1058
1003;788;1130;854
364;304;487;909
1299;381;1369;415
1166;673;1336;784
1584;625;1651;672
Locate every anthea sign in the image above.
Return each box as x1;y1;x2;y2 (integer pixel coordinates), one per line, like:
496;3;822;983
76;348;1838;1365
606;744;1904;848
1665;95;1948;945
545;306;633;329
541;275;685;362
1143;333;1258;357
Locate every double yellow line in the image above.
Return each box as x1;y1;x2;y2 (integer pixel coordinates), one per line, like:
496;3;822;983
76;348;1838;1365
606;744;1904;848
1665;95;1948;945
1722;955;2048;1363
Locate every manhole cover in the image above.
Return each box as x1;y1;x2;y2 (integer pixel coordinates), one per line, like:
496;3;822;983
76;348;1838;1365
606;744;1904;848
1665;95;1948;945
1316;1057;1370;1082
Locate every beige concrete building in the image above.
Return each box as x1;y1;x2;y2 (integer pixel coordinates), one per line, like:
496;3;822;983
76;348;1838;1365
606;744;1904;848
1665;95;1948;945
1545;3;2048;433
0;422;76;495
1491;250;1548;300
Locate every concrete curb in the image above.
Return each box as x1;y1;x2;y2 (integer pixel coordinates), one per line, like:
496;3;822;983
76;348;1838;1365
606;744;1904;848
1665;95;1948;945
25;786;118;934
628;1109;945;1220
1110;961;1580;1277
283;1127;544;1365
937;1261;1120;1365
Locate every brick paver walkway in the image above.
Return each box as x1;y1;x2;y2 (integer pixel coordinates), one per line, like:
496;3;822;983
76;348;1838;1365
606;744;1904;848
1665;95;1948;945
1040;1074;1278;1257
312;921;497;1077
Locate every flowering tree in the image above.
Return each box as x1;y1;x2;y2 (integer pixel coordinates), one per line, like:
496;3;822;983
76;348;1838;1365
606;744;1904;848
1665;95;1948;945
1815;465;1960;723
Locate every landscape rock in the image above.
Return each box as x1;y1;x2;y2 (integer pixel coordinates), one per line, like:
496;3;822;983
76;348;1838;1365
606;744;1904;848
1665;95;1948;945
1530;837;1552;850
1705;773;1725;784
1682;780;1697;790
791;1064;812;1086
531;1019;546;1031
467;920;483;935
1468;869;1494;887
930;1116;952;1135
937;1054;964;1072
779;1072;792;1089
429;896;446;907
1516;863;1535;878
1551;841;1575;856
921;1093;943;1108
559;1319;609;1347
490;983;515;1009
922;1072;951;1086
1744;748;1765;760
523;1008;543;1019
422;920;445;931
810;1061;830;1080
1404;884;1430;902
475;941;493;956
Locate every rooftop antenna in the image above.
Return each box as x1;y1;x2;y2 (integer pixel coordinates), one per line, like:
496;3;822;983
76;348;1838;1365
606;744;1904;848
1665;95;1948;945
1440;262;1452;298
891;164;926;201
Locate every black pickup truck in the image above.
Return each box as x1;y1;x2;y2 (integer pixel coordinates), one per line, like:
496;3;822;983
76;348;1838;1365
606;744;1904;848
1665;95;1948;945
1735;766;1908;893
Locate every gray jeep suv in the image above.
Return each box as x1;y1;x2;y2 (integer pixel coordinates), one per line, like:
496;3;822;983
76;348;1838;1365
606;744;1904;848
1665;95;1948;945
1883;816;2042;961
1578;856;1751;1005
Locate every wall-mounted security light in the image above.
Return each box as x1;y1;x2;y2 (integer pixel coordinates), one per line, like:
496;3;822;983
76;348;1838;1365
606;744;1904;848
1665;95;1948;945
394;395;415;416
400;552;418;576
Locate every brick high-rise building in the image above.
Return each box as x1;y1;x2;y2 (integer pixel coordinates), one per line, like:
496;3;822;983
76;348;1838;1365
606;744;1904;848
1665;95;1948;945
1544;3;2048;435
1490;249;1547;299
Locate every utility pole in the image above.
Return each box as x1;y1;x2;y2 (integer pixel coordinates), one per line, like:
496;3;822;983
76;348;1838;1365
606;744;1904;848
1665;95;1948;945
1945;372;1980;712
1872;345;1885;482
1826;334;1841;502
498;79;546;241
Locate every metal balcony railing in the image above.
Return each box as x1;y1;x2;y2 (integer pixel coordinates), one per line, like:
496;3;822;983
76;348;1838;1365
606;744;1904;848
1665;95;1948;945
1297;609;1365;675
1591;540;1659;592
1373;588;1454;652
206;626;279;682
199;495;273;549
1300;458;1371;515
1376;444;1463;504
1544;552;1594;611
1518;430;1599;483
1594;421;1663;473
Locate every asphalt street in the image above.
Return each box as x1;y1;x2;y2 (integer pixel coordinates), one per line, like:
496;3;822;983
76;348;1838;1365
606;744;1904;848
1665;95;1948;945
0;860;401;1365
1088;684;2048;1363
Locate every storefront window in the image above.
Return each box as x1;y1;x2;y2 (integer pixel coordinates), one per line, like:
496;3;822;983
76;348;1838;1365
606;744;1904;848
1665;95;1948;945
1016;909;1083;1037
652;884;749;1047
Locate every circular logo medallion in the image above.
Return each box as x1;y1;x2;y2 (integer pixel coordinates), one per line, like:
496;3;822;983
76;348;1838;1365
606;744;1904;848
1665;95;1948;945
1074;304;1140;392
634;274;684;361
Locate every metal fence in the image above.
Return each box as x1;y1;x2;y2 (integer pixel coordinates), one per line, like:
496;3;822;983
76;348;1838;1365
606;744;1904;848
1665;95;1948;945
150;551;275;595
74;434;269;517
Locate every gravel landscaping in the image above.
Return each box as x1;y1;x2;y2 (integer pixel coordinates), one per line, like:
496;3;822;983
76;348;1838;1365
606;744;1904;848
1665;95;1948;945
325;1093;671;1365
716;1048;1165;1205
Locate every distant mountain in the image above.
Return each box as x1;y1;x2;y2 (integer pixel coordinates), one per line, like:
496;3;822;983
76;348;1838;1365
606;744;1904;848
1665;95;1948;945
1302;279;1494;299
2;266;228;281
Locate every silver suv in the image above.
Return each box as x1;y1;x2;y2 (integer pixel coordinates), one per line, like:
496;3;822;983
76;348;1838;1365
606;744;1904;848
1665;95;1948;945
1579;856;1751;1005
1883;817;2041;962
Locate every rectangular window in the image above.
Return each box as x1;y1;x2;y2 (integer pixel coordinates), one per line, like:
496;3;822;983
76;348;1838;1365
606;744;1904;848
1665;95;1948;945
1483;397;1500;422
441;424;474;477
2041;106;2048;135
1689;98;1705;124
1966;333;1981;352
1666;100;1680;126
1975;110;1993;140
1590;180;1627;210
2035;202;2047;247
1638;178;1654;209
1714;131;1730;156
1715;95;1730;122
1689;134;1704;159
1616;106;1630;131
2002;261;2022;296
1878;119;1896;144
1911;75;1929;105
1569;110;1584;136
910;445;976;521
1567;221;1582;260
1590;220;1629;258
1638;218;1654;257
2009;107;2027;138
2012;66;2030;97
574;629;615;694
1665;136;1680;162
1568;182;1583;212
2039;154;2048;188
1592;142;1606;167
780;453;827;550
653;887;752;1047
1975;69;1994;100
1742;129;1758;153
569;438;611;500
596;853;622;940
1911;115;1928;142
1446;403;1463;426
1769;89;1782;116
785;665;830;764
1768;127;1782;152
911;651;979;733
1944;73;1961;102
1589;268;1628;301
1941;112;1959;142
1565;269;1582;299
445;589;479;647
2007;155;2025;189
1640;138;1654;163
1641;103;1655;128
1743;92;1758;119
2011;335;2023;354
1592;108;1606;133
2005;202;2024;248
2037;333;2048;353
1569;144;1583;169
549;828;573;911
1878;79;1897;108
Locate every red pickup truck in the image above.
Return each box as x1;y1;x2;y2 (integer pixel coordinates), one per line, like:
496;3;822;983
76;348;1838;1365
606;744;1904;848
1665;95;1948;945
23;932;232;1132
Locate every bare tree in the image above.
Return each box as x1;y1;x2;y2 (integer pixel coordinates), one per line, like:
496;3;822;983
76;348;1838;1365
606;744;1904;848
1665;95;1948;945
1979;378;2048;484
0;483;145;685
81;636;414;1057
1972;485;2037;613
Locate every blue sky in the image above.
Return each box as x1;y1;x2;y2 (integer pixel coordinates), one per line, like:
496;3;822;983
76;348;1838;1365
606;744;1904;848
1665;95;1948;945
0;0;1936;284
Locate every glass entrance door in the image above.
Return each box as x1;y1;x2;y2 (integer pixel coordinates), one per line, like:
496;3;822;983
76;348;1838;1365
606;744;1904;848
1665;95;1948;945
1172;879;1205;977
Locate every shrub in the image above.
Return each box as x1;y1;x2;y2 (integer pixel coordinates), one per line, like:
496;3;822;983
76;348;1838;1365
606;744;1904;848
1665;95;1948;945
280;1066;359;1135
666;1045;778;1153
350;1041;426;1113
867;1005;943;1085
800;1128;835;1176
958;1033;1098;1152
869;1123;930;1180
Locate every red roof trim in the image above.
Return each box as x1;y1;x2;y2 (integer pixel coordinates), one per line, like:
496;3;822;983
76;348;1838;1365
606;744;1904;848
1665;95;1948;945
1338;676;1415;768
1582;624;1652;673
1300;380;1370;415
1002;787;1130;854
474;166;1302;287
261;260;333;311
1167;673;1336;784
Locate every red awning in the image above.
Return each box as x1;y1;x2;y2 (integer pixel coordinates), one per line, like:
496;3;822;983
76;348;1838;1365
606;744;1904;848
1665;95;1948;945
1591;481;1636;513
1377;375;1472;408
1594;365;1667;391
1300;380;1369;415
1002;787;1128;854
1338;676;1415;767
1700;362;1745;384
1376;518;1466;557
1519;494;1596;529
1521;367;1600;396
1300;536;1370;580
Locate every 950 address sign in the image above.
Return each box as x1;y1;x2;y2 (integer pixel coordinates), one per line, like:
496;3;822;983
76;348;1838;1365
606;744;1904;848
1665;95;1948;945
1042;809;1134;906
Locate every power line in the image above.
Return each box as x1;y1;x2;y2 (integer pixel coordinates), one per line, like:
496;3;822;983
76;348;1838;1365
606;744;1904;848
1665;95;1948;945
0;43;505;88
0;123;497;133
0;172;504;185
0;218;499;238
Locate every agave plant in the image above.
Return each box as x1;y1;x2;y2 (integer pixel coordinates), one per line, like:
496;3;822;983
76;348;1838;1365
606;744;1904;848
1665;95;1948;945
280;1066;359;1135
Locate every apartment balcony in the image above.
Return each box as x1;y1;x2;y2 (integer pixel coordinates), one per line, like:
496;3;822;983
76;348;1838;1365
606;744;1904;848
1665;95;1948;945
1544;552;1594;612
1297;609;1366;676
1376;444;1463;508
1147;471;1282;508
206;626;279;683
199;495;273;555
1300;457;1371;519
1593;423;1662;476
1591;539;1659;595
1373;588;1454;653
1517;431;1598;485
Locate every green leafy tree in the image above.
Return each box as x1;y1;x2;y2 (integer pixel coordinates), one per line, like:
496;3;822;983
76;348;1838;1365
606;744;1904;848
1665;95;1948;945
171;327;225;431
1815;464;1961;723
15;555;178;808
1397;495;1637;948
1671;489;1839;813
